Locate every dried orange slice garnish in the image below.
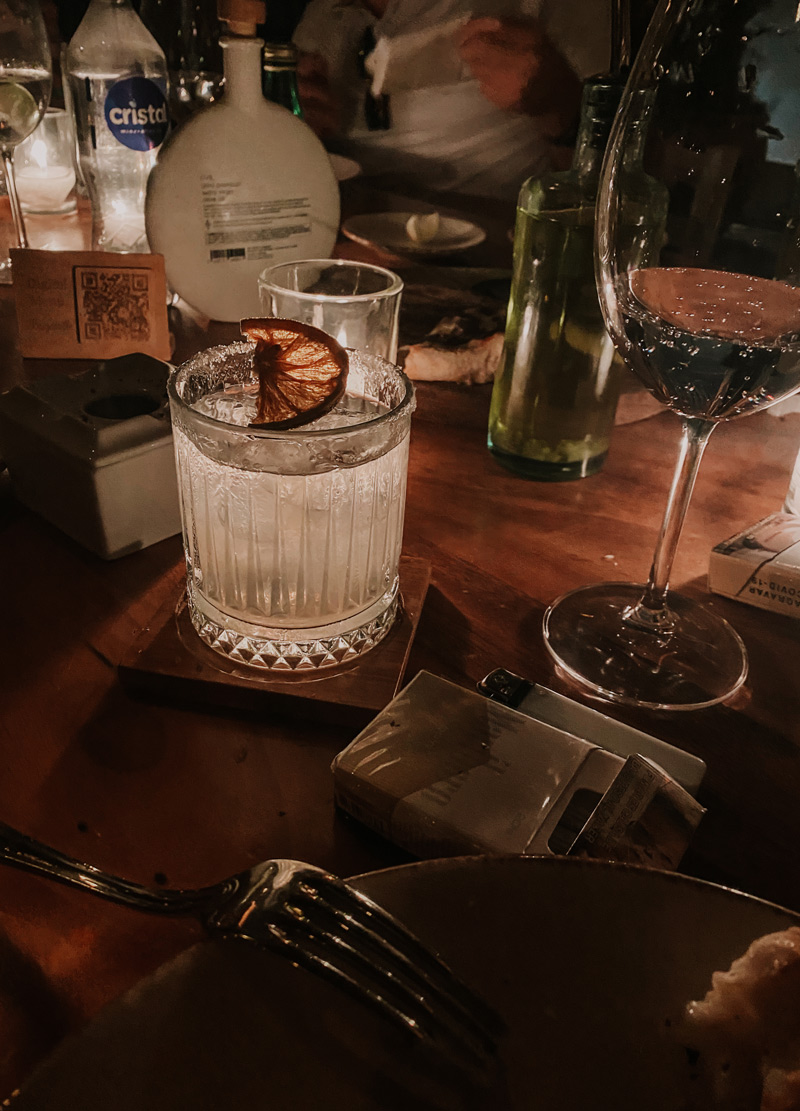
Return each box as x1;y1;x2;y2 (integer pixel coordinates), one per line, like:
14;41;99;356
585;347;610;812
240;317;349;429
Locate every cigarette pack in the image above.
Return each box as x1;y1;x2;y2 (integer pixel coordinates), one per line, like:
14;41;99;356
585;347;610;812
709;512;800;620
332;671;705;869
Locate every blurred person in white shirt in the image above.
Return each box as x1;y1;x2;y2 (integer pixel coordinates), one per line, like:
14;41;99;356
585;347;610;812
293;0;611;202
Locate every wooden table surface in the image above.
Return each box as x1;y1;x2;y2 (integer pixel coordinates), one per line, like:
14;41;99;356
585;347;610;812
1;190;800;1097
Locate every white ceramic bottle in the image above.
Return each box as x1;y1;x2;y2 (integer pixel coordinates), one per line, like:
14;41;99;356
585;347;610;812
145;0;339;321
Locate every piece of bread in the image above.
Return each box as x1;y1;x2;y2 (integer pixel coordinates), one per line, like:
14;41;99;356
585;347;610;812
680;926;800;1110
398;284;507;384
401;328;504;384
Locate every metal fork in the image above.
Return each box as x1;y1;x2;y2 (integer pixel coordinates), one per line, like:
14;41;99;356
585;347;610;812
0;821;502;1083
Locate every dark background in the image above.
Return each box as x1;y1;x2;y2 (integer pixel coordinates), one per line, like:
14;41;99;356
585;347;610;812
53;0;311;44
54;1;656;56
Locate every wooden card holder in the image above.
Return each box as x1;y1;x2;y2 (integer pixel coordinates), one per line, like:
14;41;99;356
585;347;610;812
118;555;431;726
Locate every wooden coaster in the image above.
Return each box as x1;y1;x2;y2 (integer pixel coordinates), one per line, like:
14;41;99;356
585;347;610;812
118;556;431;726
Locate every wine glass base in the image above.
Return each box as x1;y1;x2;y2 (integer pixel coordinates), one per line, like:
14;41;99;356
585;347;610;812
543;583;748;711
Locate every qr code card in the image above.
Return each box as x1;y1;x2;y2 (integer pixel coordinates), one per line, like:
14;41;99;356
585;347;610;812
12;248;171;360
74;266;153;345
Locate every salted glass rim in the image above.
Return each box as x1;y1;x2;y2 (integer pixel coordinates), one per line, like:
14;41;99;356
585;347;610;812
167;341;414;440
258;258;404;303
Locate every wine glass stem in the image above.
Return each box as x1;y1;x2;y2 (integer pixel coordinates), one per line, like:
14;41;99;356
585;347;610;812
634;416;715;629
2;149;29;250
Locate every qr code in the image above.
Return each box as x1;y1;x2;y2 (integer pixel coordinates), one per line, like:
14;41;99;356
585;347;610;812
74;267;152;343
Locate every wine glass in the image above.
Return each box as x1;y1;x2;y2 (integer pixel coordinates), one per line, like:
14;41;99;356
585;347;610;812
0;0;51;269
543;0;800;711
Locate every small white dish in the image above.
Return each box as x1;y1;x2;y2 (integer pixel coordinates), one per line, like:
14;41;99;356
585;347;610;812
328;154;361;182
342;211;486;256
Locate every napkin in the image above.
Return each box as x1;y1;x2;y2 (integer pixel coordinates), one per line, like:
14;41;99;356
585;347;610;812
365;16;471;95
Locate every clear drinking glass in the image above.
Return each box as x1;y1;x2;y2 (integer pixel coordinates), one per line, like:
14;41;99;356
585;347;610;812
543;0;800;711
168;344;415;670
258;259;404;361
0;0;51;273
15;107;77;214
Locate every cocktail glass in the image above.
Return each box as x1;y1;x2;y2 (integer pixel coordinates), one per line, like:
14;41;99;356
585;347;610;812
168;344;415;670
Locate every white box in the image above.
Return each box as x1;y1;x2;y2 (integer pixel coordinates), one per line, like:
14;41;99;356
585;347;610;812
0;353;180;559
709;512;800;619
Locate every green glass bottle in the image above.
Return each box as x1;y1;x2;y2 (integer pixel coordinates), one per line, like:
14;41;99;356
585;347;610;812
262;41;303;119
488;74;666;480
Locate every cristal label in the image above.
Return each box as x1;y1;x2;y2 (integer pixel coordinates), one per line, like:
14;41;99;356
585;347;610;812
104;76;168;152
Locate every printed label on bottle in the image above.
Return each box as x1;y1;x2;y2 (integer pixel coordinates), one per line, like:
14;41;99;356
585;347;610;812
200;174;312;263
105;77;169;152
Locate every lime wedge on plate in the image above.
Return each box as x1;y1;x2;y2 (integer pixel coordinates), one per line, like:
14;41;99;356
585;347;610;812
406;212;441;244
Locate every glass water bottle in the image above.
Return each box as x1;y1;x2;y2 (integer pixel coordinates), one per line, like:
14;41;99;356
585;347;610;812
488;74;665;480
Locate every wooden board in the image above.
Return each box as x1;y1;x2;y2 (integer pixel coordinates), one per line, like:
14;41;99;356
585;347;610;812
118;556;431;726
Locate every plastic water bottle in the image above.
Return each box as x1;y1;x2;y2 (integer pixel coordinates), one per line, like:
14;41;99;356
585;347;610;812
63;0;169;253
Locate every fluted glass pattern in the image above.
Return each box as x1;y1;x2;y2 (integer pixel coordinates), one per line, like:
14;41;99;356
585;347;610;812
169;346;414;670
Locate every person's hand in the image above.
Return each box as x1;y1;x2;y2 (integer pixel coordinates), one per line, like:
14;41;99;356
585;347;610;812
457;17;582;135
296;52;341;140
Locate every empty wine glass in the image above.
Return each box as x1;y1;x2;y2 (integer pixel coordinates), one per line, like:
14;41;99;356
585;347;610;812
0;0;51;270
543;0;800;710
